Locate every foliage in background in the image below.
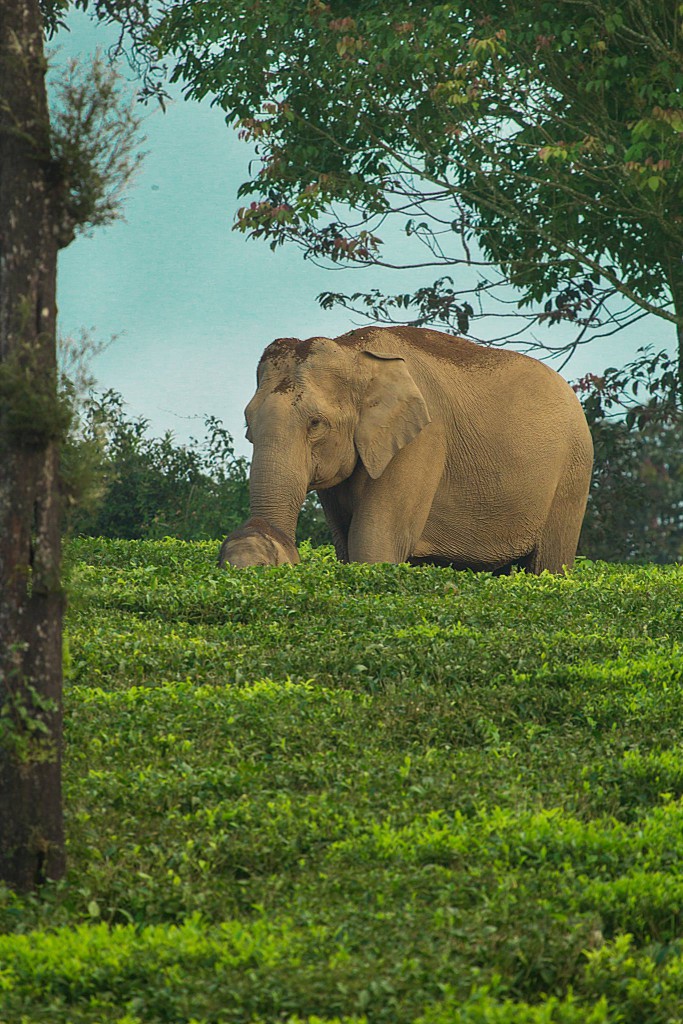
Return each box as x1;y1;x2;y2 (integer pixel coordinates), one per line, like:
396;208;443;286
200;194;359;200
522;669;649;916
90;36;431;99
1;540;683;1021
581;418;683;563
576;348;683;563
64;390;250;541
63;389;331;546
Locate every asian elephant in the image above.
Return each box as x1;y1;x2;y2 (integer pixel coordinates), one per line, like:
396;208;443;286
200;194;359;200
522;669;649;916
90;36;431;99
242;326;593;573
218;516;300;568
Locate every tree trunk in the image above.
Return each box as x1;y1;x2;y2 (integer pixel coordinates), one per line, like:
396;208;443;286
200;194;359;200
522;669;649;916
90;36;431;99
0;0;65;888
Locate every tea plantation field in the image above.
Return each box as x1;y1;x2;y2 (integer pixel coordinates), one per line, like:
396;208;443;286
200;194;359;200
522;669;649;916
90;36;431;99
2;538;683;1023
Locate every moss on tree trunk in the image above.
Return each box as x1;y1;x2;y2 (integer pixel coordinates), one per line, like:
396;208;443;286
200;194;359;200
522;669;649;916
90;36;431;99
0;0;65;889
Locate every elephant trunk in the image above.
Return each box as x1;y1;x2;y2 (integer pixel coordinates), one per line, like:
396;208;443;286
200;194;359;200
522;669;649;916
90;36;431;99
248;444;308;542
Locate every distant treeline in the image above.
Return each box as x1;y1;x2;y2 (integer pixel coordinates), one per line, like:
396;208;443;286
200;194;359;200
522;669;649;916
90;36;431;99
62;390;331;548
63;387;683;564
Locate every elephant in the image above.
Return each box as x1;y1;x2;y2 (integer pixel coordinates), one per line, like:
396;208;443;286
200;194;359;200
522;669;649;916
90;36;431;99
218;516;300;568
242;326;594;573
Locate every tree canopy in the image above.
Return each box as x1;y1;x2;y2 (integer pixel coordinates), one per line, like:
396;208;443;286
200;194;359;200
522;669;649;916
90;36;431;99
142;0;683;379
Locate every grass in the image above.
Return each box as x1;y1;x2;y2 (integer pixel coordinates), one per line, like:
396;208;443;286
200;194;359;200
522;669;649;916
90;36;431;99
1;538;683;1023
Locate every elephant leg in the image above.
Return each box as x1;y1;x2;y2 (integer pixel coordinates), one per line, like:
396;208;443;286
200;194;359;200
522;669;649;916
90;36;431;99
523;471;590;574
317;486;352;562
347;421;446;563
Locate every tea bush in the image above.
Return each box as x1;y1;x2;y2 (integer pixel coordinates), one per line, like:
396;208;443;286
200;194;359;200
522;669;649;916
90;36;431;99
1;540;682;1023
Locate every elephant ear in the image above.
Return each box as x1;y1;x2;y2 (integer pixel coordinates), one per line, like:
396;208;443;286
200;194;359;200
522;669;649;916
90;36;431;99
355;352;431;479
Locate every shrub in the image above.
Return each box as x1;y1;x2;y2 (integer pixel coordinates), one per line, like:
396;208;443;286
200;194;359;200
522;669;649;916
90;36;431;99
575;348;683;564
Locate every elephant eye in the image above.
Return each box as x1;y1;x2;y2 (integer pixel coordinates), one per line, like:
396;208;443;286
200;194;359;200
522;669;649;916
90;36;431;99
307;416;330;436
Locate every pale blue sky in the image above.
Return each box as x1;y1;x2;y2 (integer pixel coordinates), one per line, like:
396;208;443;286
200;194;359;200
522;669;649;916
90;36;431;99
54;11;674;457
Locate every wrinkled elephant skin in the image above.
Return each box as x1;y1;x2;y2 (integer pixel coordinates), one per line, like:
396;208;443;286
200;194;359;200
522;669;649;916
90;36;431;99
242;326;593;573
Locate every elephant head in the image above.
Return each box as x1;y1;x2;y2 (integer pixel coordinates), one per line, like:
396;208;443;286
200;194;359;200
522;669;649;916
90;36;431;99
218;516;300;568
244;335;431;539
